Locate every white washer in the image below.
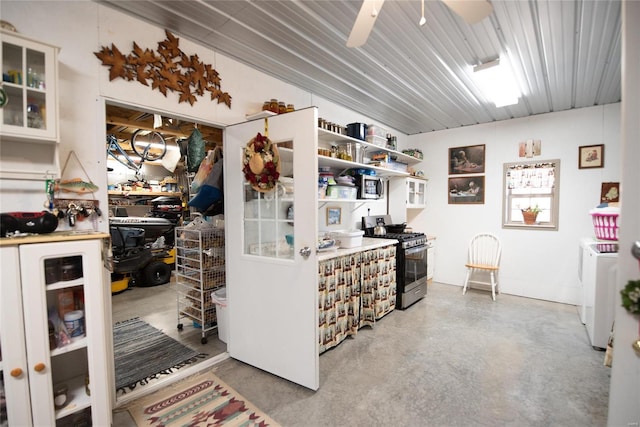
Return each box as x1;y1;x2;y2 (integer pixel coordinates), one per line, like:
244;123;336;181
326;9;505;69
579;239;618;350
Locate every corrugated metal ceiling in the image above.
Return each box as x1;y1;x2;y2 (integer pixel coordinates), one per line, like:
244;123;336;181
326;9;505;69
98;0;621;135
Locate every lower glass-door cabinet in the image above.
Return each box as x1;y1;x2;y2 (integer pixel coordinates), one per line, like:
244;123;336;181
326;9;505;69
0;233;111;426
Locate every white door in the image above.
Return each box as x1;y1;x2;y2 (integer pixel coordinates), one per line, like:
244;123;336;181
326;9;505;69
225;107;319;390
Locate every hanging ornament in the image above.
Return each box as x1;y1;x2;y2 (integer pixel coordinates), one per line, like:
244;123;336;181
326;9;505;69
620;279;640;315
620;279;640;357
242;132;280;193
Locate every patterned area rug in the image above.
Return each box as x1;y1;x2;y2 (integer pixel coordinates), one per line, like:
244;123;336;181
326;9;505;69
114;318;207;393
128;370;280;426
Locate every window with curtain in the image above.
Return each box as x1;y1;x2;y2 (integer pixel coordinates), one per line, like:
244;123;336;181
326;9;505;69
502;160;560;230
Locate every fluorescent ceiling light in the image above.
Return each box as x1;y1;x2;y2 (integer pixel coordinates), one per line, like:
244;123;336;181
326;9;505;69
472;58;520;107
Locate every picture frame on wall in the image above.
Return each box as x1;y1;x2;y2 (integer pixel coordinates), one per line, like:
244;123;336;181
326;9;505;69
600;182;620;203
326;207;342;225
448;176;485;204
449;144;485;175
579;144;604;169
518;139;542;158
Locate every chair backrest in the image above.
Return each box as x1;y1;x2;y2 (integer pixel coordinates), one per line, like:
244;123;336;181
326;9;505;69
468;233;501;267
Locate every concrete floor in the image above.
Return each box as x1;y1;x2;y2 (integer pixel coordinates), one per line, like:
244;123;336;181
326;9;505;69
112;281;610;426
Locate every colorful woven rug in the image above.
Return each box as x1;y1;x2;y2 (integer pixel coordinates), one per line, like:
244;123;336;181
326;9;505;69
128;370;280;426
114;318;207;393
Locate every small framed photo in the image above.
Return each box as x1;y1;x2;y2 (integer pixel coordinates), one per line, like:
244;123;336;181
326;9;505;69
449;144;485;175
448;176;484;204
518;139;542;158
326;207;341;225
579;144;604;169
601;182;620;203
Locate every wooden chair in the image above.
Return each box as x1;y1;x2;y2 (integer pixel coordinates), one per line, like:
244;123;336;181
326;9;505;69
462;233;501;301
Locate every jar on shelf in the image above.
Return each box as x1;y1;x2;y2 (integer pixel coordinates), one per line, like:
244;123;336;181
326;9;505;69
345;143;353;161
268;99;279;113
44;259;61;284
60;256;82;281
286;104;295;113
261;101;270;111
278;101;287;114
27;103;43;129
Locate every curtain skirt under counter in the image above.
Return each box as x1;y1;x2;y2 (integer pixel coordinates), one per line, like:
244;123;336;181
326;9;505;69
318;245;396;354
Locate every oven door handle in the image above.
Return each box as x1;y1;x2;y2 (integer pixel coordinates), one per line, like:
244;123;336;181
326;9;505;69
405;244;428;256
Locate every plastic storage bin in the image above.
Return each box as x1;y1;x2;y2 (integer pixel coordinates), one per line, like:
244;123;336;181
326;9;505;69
366;134;387;147
211;288;228;343
326;185;357;200
366;124;388;139
330;230;364;248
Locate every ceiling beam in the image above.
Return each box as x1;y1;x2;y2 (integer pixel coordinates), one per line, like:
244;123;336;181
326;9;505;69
106;115;195;139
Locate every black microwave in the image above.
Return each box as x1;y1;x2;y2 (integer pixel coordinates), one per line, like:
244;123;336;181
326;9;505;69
356;175;384;199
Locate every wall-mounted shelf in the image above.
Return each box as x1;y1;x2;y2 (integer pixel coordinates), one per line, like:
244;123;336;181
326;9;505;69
317;128;422;165
246;110;277;121
278;143;411;178
108;190;182;197
318;199;383;211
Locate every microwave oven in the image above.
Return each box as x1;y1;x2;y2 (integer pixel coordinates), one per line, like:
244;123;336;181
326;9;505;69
356;175;384;199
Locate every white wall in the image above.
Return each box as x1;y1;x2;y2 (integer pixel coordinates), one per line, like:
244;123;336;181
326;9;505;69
403;104;621;305
0;1;401;232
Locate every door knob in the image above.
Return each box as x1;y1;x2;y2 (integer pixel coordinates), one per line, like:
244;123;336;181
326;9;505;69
299;246;311;259
10;368;23;377
632;240;640;260
34;363;46;372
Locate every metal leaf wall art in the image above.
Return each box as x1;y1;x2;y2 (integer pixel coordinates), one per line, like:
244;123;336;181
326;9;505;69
94;30;232;107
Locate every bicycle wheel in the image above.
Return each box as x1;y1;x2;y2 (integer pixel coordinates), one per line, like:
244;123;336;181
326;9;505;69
131;129;167;161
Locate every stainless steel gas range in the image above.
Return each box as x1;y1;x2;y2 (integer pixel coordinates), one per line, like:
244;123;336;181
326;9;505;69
362;215;428;309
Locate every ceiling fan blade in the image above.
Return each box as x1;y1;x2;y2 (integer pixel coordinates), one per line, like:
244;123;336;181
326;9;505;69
347;0;385;48
441;0;493;24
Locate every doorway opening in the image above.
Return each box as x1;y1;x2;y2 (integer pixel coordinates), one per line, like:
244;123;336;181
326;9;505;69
104;101;228;405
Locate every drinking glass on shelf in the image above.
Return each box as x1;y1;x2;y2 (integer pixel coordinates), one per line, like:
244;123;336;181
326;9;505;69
27;103;43;128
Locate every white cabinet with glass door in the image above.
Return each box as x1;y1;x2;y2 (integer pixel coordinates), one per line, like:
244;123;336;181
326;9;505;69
388;176;428;223
406;177;427;208
0;29;59;179
0;234;111;426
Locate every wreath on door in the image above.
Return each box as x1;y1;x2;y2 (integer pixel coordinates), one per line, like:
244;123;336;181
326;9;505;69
242;133;280;192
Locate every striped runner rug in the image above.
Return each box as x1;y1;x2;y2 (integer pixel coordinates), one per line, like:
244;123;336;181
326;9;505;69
128;370;280;426
114;317;207;393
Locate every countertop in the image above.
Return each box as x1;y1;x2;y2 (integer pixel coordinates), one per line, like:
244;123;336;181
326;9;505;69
317;237;398;261
0;230;110;246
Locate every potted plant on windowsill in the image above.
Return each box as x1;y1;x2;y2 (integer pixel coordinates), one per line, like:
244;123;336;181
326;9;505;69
521;205;541;224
